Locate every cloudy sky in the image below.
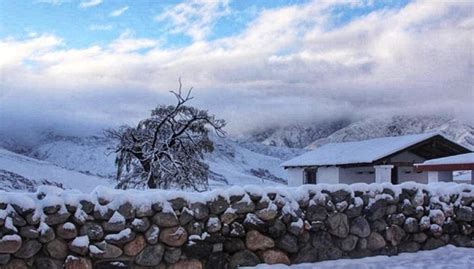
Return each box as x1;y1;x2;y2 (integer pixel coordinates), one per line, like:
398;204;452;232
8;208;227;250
0;0;473;137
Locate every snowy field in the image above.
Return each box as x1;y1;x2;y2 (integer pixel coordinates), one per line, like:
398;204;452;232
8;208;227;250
248;245;474;269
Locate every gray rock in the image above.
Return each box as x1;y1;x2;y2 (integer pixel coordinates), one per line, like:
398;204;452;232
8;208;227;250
135;244;165;266
190;202;209;220
136;205;154;218
230;222;246;237
277;234;298;253
45;211;71;226
367;199;386;221
293;245;318;264
45;239;68;259
153;212;179;227
207;217;222;233
79;222;104;241
102;220;125;233
306;205;327;221
179;208;194;226
231;201;256;214
229;250;260;269
56;222;77;240
345;204;363;218
268;219;286;238
13;240;41;258
404;217;419;233
104;229;135;245
350;216;370;238
19;226;39;239
371;219;388;232
256;206;278;221
186;221;203;236
93;208;114;220
89;241;123;259
367;232;386;251
451;235;473;247
43;205;60;215
399;242;420;252
117;202;135;219
456;206;473;222
389;213;406;226
220;210;238;225
327;213;349;238
224;238;245;253
39;224;55;243
340;235;358;252
169;197;187;211
131;217;150;232
79;200;94;214
385;225;406;246
164;247;181;264
413;232;428;243
312;232;334;249
422;238;445;250
0;254;10;265
209;196;229;215
145;224;160;245
35;257;63;269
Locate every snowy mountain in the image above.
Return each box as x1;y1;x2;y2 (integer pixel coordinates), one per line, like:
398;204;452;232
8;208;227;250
0;148;113;192
246;119;351;148
0;132;304;191
1;115;471;192
307;116;474;150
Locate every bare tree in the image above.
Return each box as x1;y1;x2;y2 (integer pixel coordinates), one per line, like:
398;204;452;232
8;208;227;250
106;80;226;191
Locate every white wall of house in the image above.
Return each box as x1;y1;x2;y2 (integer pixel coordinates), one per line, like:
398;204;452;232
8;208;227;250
428;171;453;183
316;167;340;184
398;166;429;184
286;167;305;186
339;166;375;184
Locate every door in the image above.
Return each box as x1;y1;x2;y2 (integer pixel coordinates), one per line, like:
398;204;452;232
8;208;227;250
391;166;398;184
304;168;317;184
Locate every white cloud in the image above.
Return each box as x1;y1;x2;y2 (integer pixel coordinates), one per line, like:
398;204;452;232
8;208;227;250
155;0;230;41
108;30;159;52
79;0;102;9
89;24;113;31
1;0;473;135
109;6;129;17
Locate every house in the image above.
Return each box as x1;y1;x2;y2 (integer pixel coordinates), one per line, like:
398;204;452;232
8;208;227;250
281;133;471;186
415;152;474;184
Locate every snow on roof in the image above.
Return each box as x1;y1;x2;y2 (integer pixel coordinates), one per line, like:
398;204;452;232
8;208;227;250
282;133;441;167
416;152;474;166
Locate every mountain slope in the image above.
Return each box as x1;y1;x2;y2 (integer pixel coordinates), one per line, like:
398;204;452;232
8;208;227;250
307;116;474;150
0;148;113;192
16;133;304;190
246;119;351;148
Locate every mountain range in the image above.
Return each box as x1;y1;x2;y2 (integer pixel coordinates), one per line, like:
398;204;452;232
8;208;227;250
0;115;472;192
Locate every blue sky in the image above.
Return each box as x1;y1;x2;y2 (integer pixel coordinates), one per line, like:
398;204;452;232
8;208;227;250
0;0;472;136
1;0;409;49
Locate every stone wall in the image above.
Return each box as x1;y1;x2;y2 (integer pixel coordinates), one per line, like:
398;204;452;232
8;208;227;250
0;183;473;269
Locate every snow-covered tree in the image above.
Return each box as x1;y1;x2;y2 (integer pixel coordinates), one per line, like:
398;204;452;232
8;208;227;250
106;80;226;190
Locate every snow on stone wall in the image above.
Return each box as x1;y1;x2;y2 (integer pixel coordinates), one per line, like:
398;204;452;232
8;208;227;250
0;183;473;268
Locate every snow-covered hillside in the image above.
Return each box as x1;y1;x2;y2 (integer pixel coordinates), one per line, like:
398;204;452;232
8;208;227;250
246;119;350;148
0;148;113;192
1;115;472;192
307;116;474;150
0;133;304;191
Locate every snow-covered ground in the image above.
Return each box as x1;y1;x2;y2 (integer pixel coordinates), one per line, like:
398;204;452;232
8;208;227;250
0;148;113;192
248;245;474;269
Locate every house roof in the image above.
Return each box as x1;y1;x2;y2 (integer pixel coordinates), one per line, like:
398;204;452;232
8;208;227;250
281;133;467;168
416;153;474;166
